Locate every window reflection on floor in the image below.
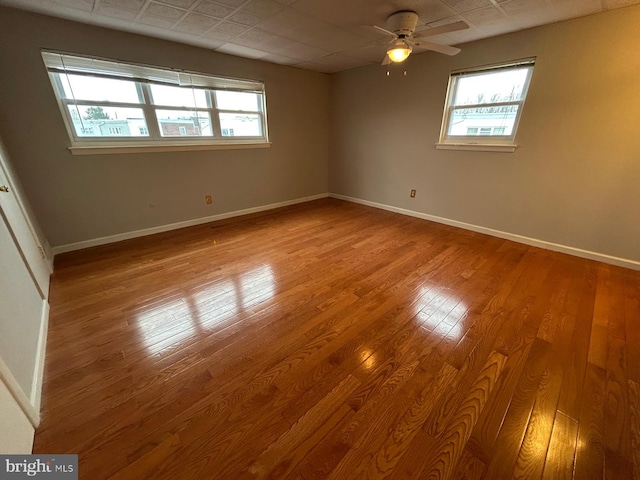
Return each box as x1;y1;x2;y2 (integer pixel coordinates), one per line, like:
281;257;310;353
133;265;275;354
413;284;467;341
360;349;376;371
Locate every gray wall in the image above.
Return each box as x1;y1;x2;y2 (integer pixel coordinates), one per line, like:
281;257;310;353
0;7;329;247
1;6;639;263
329;6;640;263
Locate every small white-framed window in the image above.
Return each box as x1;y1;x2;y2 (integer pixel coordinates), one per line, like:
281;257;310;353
41;51;269;153
438;58;535;150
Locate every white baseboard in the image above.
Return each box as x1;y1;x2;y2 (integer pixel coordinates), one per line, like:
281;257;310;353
53;193;329;255
330;193;640;271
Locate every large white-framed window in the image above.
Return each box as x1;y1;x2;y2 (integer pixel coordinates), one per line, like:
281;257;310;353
41;51;269;154
437;58;535;152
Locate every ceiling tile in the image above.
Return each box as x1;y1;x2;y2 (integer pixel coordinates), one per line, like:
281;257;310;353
440;0;493;14
308;52;365;69
102;0;145;10
290;0;389;28
254;7;301;33
500;0;557;28
205;29;235;41
236;27;275;42
294;61;339;73
443;27;481;43
338;43;385;62
259;52;299;64
96;4;139;19
419;15;468;31
242;0;285;17
6;0;640;74
257;8;366;52
262;36;331;60
229;10;263;25
310;26;372;51
550;0;601;18
416;2;458;24
144;2;186;20
153;0;198;8
232;37;262;48
139;13;177;27
212;0;249;6
213;20;249;34
194;1;235;19
174;21;211;34
51;0;94;11
216;43;270;58
181;11;220;27
462;5;508;28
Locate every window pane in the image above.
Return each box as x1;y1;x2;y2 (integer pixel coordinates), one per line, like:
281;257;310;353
447;105;519;136
215;91;260;111
150;85;208;108
155;110;212;137
453;67;530;106
219;113;262;137
67;105;147;137
58;73;141;103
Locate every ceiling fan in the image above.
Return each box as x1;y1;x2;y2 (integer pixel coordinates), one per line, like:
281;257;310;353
371;11;469;65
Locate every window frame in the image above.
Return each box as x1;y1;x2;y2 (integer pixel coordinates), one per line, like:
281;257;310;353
437;58;535;153
42;51;270;154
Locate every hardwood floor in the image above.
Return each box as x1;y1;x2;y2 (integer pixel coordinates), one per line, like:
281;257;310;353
33;198;640;479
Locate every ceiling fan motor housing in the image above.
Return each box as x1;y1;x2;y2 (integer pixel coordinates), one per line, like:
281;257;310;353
386;11;420;36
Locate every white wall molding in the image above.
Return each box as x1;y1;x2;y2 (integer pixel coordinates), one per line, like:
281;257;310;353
0;355;40;427
31;301;49;417
330;193;640;271
53;193;330;255
0;379;34;453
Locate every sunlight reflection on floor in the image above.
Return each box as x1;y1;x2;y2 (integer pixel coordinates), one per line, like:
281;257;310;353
413;284;468;341
134;265;276;354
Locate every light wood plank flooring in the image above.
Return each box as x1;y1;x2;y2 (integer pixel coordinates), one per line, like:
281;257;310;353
34;198;640;479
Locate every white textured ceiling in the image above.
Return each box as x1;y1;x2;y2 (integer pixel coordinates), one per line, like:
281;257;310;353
0;0;638;73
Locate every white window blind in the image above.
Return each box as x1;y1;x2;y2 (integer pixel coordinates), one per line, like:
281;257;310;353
42;51;264;92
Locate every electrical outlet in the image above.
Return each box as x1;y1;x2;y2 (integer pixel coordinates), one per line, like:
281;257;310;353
205;195;213;205
410;189;416;198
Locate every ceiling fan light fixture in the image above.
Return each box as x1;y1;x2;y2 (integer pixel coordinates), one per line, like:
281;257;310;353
387;40;412;63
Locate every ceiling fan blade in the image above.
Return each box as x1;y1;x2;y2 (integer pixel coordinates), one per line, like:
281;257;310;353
413;41;461;56
369;24;398;37
381;55;391;66
414;20;469;38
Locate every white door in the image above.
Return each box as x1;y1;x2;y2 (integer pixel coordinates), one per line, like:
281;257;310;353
0;162;50;297
0;144;50;452
0;204;46;401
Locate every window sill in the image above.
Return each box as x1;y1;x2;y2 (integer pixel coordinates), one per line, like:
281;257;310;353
435;143;517;153
69;141;271;156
